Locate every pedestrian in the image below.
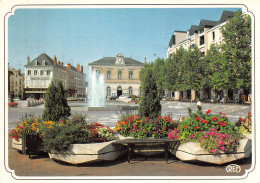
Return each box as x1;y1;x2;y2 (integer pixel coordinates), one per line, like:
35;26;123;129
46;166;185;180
217;94;220;104
197;99;202;110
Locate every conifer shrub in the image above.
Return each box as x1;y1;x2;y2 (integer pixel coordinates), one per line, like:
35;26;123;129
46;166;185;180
42;80;71;122
138;65;161;119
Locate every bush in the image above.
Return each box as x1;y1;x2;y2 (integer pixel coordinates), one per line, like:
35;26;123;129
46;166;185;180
138;65;161;119
114;114;178;138
42;123;89;153
42;121;114;153
235;111;252;134
168;109;243;154
42;80;71;122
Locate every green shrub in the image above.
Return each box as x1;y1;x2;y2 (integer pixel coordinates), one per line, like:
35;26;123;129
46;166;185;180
42;124;89;153
42;80;71;122
138;65;161;119
235;111;252;134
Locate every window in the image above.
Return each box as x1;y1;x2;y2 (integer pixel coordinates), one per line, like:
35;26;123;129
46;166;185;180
129;71;133;79
107;70;111;79
191;44;195;49
40;70;44;75
34;70;38;75
118;70;122;79
107;87;111;96
200;35;205;45
212;32;215;40
47;70;50;75
96;70;100;76
129;87;133;96
27;70;31;75
16;81;17;86
42;60;46;66
34;60;38;66
200;29;204;34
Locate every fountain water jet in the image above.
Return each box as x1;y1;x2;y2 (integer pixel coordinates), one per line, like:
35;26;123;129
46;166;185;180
88;70;105;107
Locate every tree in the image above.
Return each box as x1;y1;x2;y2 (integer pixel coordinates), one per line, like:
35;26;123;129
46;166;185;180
42;80;71;121
138;65;161;119
221;10;251;102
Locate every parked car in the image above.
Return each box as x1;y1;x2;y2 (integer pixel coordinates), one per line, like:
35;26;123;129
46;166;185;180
109;96;118;100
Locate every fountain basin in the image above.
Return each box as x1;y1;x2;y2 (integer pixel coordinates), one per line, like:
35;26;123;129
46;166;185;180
70;105;139;111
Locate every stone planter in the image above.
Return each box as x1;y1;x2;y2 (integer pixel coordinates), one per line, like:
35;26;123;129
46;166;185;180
12;138;23;151
48;141;127;164
117;134;166;156
169;138;252;164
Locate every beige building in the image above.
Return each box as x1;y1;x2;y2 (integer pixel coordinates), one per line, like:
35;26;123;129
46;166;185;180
8;68;24;98
24;53;85;99
88;54;144;98
167;11;234;57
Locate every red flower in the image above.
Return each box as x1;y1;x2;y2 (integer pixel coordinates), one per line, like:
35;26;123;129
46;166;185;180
212;117;217;121
154;120;157;124
204;120;208;124
219;112;222;115
146;117;149;121
195;127;199;129
205;110;211;114
174;136;178;139
182;117;185;120
195;117;200;121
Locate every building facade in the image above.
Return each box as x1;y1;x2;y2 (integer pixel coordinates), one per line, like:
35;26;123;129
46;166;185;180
167;11;234;58
8;68;24;99
166;11;241;102
88;54;144;98
24;53;86;99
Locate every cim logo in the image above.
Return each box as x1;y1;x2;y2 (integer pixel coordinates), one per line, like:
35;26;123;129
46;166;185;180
226;164;241;173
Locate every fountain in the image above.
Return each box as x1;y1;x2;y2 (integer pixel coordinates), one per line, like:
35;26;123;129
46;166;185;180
68;68;138;111
88;70;105;107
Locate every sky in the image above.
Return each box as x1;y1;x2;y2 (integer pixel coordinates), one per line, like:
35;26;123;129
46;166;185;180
8;7;241;78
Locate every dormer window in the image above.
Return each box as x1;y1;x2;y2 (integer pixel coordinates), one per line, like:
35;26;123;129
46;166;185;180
34;60;38;66
42;60;46;66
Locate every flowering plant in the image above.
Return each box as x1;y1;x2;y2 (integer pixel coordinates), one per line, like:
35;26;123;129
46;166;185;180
8;102;18;107
114;114;178;138
235;111;252;134
168;109;243;154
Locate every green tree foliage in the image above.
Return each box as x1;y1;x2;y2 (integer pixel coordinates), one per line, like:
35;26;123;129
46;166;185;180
42;80;71;122
221;10;251;90
151;58;165;93
138;65;161;119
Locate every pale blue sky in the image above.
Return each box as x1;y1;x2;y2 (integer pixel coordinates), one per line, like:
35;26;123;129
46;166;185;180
8;7;241;78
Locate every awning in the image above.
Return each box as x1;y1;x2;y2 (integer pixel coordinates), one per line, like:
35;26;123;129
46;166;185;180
25;91;46;94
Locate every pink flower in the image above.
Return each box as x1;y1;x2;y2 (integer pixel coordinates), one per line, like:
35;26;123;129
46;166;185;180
154;120;157;124
174;128;178;132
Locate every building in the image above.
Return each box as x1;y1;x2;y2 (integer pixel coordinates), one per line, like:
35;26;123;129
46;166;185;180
24;53;86;99
167;11;234;58
165;11;245;102
8;67;24;99
88;54;144;98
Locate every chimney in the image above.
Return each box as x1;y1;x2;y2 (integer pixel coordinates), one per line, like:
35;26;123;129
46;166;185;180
61;62;63;65
18;69;21;75
27;55;30;64
77;64;80;72
58;60;60;64
81;65;83;73
144;57;146;64
54;55;57;66
67;63;71;68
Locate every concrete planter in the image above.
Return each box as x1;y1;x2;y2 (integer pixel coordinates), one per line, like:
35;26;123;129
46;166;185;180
169;138;252;164
12;138;23;151
117;134;166;156
48;141;127;164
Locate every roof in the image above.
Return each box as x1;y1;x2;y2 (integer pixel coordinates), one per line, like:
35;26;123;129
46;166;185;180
189;25;199;36
89;57;144;66
168;35;175;46
219;11;234;24
198;20;218;30
25;53;71;70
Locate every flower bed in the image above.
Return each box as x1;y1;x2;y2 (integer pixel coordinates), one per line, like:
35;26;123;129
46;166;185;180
167;108;252;164
8;102;18;107
114;114;178;139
